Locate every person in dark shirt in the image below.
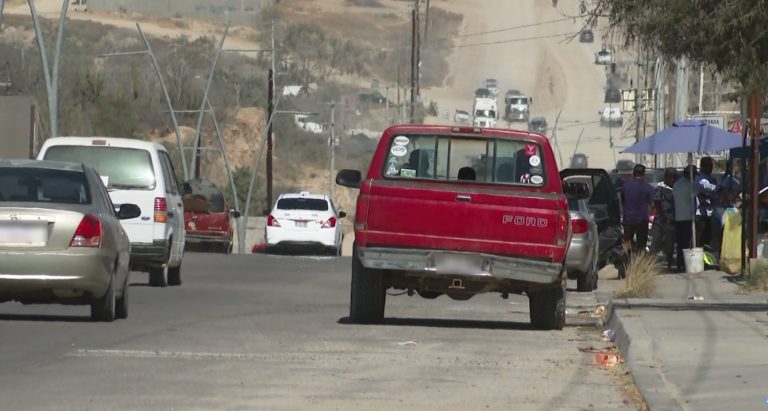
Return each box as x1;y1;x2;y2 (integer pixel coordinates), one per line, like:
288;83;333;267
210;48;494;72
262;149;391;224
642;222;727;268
621;164;655;254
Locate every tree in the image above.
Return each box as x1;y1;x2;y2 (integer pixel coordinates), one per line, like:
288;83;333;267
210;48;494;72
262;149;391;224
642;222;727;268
588;0;768;93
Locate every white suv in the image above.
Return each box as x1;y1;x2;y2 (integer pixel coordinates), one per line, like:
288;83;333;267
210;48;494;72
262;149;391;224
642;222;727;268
37;137;186;287
265;192;345;255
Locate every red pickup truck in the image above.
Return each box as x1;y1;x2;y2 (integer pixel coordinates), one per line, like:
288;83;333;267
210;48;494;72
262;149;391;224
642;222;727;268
336;125;585;330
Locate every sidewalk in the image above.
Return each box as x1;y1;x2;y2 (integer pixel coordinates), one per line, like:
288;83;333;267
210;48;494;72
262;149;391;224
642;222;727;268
597;269;768;411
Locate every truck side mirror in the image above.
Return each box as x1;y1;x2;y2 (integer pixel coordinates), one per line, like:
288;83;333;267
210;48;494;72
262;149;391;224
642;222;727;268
336;169;362;188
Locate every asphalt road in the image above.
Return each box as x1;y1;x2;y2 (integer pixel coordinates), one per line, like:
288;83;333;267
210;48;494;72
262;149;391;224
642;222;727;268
0;252;635;410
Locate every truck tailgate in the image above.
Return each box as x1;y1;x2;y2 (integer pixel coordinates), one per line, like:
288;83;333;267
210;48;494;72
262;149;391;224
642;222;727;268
362;181;567;262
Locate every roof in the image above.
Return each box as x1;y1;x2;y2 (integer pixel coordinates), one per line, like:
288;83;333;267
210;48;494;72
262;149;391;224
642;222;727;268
40;136;167;152
0;159;85;172
278;191;329;201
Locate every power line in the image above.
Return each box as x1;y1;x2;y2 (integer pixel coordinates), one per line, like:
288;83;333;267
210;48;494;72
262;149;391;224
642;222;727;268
424;32;574;51
429;17;573;43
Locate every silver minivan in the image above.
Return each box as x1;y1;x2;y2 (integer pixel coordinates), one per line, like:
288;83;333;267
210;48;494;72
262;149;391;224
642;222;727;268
38;137;186;287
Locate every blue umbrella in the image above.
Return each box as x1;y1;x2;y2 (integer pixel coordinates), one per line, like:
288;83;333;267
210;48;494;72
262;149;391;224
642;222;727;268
622;120;743;154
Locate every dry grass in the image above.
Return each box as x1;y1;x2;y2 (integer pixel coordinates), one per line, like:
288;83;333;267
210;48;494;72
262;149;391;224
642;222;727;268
747;259;768;291
615;252;660;298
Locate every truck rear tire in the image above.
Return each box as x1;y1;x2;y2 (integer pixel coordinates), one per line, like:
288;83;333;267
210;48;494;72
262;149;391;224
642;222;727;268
349;246;385;324
528;280;565;330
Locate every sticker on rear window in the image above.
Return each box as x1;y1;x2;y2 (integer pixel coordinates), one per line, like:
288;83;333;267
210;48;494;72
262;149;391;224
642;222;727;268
525;144;537;156
529;155;541;167
531;175;543;184
391;145;408;157
400;168;416;177
393;136;410;146
520;173;530;183
530;166;542;175
386;163;399;176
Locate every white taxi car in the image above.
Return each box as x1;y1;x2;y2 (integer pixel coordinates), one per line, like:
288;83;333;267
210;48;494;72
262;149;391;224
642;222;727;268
265;192;346;255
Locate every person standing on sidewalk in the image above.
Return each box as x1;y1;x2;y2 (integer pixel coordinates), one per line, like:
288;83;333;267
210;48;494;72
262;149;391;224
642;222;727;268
621;164;654;255
673;164;697;272
649;167;677;270
695;156;720;251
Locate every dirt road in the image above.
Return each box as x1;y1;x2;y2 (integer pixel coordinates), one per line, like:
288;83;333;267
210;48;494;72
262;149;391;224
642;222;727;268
426;0;636;170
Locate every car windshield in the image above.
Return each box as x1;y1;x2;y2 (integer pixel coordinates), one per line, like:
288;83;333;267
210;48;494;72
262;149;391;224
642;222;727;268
43;146;155;189
382;134;547;186
277;198;329;211
508;97;528;105
475;109;496;118
0;167;90;204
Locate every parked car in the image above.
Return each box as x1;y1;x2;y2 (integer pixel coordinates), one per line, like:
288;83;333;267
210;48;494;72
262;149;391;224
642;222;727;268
483;78;500;96
600;107;623;126
454;109;471;124
561;168;626;282
528;116;548;134
559;179;599;291
579;29;594;43
358;91;387;105
265;191;345;255
38;137;186;287
595;49;612;65
605;87;621;103
570;153;589;168
0;160;141;321
613;159;635;172
182;179;239;254
336;125;586;330
474;87;493;98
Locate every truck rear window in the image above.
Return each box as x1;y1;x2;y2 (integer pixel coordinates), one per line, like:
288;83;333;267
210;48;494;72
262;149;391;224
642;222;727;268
43;146;155;190
277;198;329;211
382;134;546;186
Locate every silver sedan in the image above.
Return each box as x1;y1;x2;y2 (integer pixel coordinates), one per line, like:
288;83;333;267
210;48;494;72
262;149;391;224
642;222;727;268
564;196;599;292
0;160;140;321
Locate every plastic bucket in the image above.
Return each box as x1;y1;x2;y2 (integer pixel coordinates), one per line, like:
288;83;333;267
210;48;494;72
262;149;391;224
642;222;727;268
683;248;704;273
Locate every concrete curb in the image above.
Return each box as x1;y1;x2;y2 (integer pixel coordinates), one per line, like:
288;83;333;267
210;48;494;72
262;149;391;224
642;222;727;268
605;300;687;411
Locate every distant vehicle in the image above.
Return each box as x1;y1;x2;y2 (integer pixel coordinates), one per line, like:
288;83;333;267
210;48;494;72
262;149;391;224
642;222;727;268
599;107;623;126
604;87;621;103
483;78;500;97
295;114;323;134
358;91;387;105
265;191;346;255
454;109;471;124
528;116;548;134
473;97;498;128
579;29;594;43
474;88;493;99
505;89;522;97
38;137;186;287
570;153;589;168
595;49;612;65
0;159;141;321
183;179;240;254
614;159;635;172
505;94;531;122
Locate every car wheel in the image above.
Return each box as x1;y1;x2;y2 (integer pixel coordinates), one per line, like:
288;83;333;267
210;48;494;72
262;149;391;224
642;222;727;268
528;280;566;330
149;265;168;287
168;264;182;286
91;275;116;322
115;271;129;319
577;257;599;292
349;245;385;324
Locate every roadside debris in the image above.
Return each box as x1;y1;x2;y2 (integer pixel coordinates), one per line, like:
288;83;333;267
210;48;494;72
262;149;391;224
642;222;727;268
591;352;622;367
594;304;606;316
601;329;616;342
688;294;704;301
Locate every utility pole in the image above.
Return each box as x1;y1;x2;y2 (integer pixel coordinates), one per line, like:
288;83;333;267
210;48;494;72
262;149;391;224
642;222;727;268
266;21;276;212
634;43;643;165
329;102;336;201
415;0;421;100
266;68;274;212
423;0;430;42
749;92;763;259
409;7;417;124
673;57;689;168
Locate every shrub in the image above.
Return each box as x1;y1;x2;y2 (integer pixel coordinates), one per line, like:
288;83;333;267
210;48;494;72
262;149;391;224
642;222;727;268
747;259;768;291
615;252;660;298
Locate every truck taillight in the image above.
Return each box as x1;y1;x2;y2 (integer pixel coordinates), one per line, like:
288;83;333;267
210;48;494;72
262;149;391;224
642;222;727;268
571;218;589;235
267;215;280;227
154;197;168;223
555;209;569;246
321;216;337;228
70;214;102;247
